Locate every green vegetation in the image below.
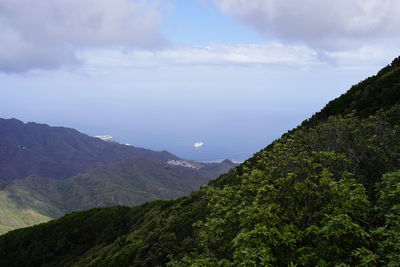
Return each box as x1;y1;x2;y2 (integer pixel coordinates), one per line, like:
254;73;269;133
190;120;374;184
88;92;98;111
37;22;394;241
0;57;399;266
0;157;235;235
0;191;51;234
171;111;400;266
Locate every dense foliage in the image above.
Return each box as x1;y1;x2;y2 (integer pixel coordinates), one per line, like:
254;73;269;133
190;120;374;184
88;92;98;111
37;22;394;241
0;194;208;267
0;57;399;266
171;111;400;266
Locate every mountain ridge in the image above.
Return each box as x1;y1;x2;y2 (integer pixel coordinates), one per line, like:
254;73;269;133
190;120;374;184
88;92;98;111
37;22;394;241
0;117;179;180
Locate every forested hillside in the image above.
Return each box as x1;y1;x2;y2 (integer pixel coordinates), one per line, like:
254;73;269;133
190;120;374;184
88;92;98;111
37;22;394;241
0;57;399;266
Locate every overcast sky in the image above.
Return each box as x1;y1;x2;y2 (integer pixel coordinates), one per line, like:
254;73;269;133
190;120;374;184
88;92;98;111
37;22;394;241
1;0;399;161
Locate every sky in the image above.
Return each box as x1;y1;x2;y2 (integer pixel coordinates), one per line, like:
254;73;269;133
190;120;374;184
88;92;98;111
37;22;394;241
1;0;400;161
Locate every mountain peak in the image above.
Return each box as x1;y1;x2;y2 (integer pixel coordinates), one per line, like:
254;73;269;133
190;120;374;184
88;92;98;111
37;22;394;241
0;118;180;180
0;118;23;125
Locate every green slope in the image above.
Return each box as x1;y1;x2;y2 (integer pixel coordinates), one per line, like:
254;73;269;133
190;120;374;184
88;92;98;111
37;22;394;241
0;157;235;234
0;191;51;234
0;57;399;266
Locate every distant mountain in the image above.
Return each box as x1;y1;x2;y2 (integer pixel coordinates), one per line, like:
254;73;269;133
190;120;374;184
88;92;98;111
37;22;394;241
0;118;178;180
0;119;237;233
2;157;236;219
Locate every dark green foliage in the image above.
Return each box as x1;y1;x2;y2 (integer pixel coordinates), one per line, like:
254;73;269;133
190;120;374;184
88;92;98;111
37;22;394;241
0;206;134;266
372;171;400;265
1;57;400;266
170;117;385;265
0;194;206;267
73;192;208;267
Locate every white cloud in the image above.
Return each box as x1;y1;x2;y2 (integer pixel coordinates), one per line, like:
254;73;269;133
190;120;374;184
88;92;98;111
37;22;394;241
79;42;399;73
211;0;400;51
0;0;165;72
326;45;400;68
194;142;204;148
80;43;320;70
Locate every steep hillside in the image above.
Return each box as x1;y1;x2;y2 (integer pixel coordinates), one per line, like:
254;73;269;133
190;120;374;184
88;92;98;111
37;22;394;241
0;57;399;266
2;157;236;219
0;191;52;234
0;118;177;180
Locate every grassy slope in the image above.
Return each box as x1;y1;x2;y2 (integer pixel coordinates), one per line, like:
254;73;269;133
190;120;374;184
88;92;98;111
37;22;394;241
0;157;235;234
0;191;51;234
0;57;399;266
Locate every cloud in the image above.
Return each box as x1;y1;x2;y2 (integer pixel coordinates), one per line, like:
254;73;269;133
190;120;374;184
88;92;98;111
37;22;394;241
0;0;165;73
211;0;400;51
81;43;320;70
80;42;398;72
194;142;204;148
